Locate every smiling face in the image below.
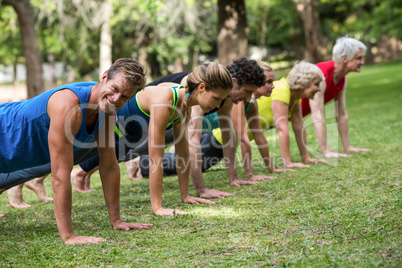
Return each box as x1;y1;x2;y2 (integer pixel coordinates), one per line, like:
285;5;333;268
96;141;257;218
345;48;365;73
254;70;275;99
196;83;230;113
98;72;137;112
301;78;321;99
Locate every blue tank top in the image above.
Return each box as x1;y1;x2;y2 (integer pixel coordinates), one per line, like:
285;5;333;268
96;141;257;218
0;82;104;173
114;85;181;144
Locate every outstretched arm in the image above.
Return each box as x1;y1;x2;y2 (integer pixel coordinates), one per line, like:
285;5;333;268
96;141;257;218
246;103;294;174
97;113;153;230
309;81;349;157
291;103;326;165
173;121;214;205
335;79;369;153
218;100;257;186
272;100;309;168
188;106;232;198
147;102;185;216
48;90;104;245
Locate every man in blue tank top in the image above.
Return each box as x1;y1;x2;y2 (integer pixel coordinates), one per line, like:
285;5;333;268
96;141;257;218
0;58;152;244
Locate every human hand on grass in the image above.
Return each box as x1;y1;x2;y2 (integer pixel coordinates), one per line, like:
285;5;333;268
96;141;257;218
230;179;258;186
199;189;233;199
324;151;350;158
346;147;370;152
249;174;275;181
303;157;327;164
112;221;153;231
284;162;310;168
154;208;188;216
183;195;215;204
64;235;105;245
270;168;296;173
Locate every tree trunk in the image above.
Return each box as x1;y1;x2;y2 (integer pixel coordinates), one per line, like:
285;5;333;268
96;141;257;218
4;0;44;98
217;0;249;66
67;65;75;84
13;62;18;86
137;46;152;84
99;0;113;79
192;46;199;70
293;0;327;63
173;58;183;73
47;54;56;86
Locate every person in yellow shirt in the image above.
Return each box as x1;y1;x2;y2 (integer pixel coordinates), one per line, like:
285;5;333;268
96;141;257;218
213;61;326;174
133;61;326;180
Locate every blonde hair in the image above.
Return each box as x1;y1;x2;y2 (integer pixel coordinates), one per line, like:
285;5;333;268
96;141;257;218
180;63;233;123
257;61;273;72
107;58;147;91
286;61;324;91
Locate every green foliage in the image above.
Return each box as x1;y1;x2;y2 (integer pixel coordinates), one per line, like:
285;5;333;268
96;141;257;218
111;0;217;76
319;0;402;43
248;0;303;49
1;0;401;80
0;61;401;266
0;5;22;65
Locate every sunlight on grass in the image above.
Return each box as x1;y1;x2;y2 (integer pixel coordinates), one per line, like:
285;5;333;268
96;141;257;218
1;61;401;267
190;206;242;218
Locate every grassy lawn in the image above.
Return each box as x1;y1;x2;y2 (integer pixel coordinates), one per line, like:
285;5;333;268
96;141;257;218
1;61;401;267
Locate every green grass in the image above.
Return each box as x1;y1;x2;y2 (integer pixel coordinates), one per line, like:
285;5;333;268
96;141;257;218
1;61;401;267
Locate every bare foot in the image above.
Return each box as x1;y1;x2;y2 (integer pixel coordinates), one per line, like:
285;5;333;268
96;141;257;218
71;167;92;193
135;166;143;180
7;184;31;208
24;175;53;202
125;157;142;180
83;168;97;192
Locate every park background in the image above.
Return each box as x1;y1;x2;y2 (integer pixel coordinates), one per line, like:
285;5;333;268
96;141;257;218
0;0;401;267
0;0;401;100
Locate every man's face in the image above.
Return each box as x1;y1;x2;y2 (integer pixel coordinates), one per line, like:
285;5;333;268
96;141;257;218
346;48;365;73
229;81;257;104
98;72;137;113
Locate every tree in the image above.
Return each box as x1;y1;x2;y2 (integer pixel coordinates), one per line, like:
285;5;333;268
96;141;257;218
217;0;248;66
99;0;113;77
0;5;23;86
292;0;328;63
2;0;44;98
247;0;304;61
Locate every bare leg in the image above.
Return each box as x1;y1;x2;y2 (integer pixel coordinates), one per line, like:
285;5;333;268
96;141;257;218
135;165;143;180
0;189;4;216
24;175;53;202
125;157;142;180
71;166;90;193
71;166;97;193
84;167;97;192
7;184;31;208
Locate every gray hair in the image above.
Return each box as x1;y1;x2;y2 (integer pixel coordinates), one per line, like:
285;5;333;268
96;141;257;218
332;37;367;64
286;61;324;91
